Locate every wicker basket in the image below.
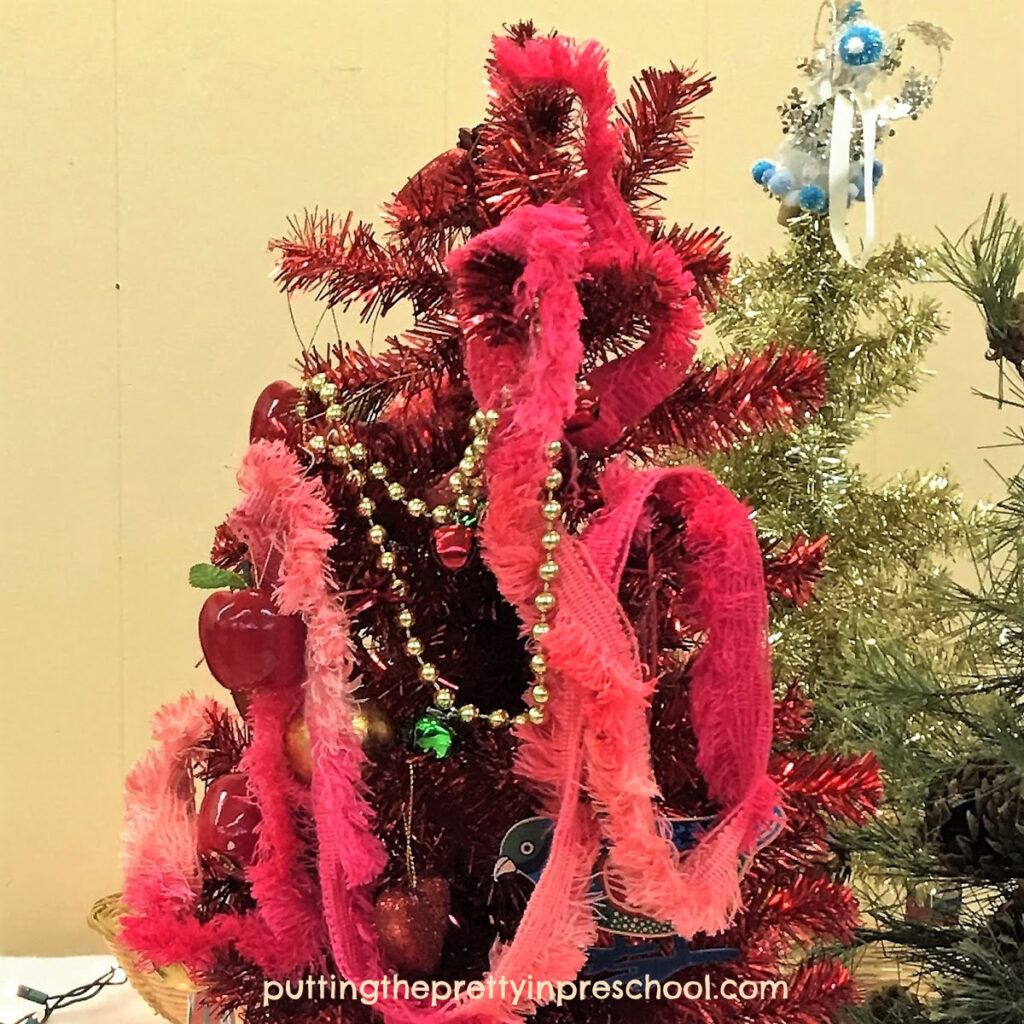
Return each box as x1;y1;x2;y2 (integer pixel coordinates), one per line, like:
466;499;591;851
87;893;194;1024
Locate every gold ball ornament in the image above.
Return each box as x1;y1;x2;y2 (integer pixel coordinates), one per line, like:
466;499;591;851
352;699;395;759
285;712;314;784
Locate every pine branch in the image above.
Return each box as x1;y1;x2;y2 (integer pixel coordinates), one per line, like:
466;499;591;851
628;344;826;454
615;65;714;212
935;194;1024;344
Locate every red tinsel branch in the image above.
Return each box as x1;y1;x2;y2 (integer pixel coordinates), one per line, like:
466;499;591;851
773;683;813;746
763;533;829;609
655;223;731;306
269;211;449;318
615;66;714;212
295;314;462;425
750;959;858;1024
756;874;860;946
775;751;884;825
626;344;826;454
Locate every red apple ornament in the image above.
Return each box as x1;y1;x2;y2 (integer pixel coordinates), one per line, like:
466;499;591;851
432;523;474;572
373;877;451;974
197;772;262;880
249;380;302;447
199;589;307;693
564;382;601;435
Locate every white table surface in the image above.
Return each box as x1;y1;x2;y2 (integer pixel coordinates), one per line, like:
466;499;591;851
0;956;157;1024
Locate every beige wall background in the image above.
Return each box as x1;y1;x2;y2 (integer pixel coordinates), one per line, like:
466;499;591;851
2;0;1020;955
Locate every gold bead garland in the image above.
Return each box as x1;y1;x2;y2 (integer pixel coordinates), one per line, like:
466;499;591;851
297;387;563;732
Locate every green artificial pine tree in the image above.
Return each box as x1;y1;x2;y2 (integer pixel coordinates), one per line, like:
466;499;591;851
837;199;1024;1024
708;216;966;754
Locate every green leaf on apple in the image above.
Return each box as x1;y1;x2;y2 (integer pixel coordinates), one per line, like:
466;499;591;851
189;563;247;590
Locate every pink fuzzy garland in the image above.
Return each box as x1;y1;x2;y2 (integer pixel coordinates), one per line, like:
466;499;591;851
119;694;286;973
229;441;388;984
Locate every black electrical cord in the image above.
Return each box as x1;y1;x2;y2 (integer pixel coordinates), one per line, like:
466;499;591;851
7;966;127;1024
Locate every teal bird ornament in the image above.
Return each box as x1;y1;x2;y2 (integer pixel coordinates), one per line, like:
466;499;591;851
494;809;784;981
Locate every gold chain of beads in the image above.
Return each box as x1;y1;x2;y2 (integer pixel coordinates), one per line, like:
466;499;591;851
295;383;560;731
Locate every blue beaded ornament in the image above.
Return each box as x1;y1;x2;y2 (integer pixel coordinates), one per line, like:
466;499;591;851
838;24;885;67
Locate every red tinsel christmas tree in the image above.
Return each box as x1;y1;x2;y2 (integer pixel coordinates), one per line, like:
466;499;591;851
118;24;881;1024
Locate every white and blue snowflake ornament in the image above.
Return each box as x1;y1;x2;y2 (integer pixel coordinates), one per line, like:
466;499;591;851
750;2;949;265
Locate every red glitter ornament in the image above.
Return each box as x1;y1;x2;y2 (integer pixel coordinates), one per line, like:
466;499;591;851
198;590;307;693
373;877;451;975
197;772;262;880
432;523;474;571
249;380;302;447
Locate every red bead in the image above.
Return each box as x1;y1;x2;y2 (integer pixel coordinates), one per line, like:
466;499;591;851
432;523;474;571
196;773;261;880
249;380;302;446
564;385;601;435
199;589;307;692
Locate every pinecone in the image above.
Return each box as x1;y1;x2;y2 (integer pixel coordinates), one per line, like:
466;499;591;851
986;292;1024;371
926;758;1024;881
861;985;926;1024
981;884;1024;968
